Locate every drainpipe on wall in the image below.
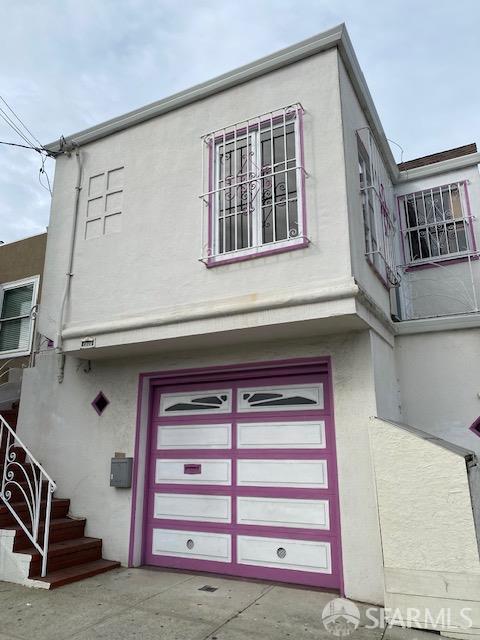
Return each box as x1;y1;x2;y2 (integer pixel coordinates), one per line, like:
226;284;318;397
56;145;83;383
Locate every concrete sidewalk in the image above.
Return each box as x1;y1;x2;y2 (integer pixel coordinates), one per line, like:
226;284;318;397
0;568;434;640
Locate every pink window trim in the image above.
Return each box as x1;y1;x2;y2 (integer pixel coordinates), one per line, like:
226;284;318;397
404;254;480;272
204;106;308;267
205;237;310;268
128;356;345;595
397;180;478;268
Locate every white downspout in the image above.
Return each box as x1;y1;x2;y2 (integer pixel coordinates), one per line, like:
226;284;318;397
56;145;83;383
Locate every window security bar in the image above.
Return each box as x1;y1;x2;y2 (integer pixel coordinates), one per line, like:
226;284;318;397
357;127;400;288
398;182;477;266
199;104;309;263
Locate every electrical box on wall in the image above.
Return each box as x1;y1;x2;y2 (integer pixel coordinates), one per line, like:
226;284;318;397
110;457;133;488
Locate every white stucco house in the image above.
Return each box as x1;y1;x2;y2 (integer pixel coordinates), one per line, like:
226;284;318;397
1;23;480;636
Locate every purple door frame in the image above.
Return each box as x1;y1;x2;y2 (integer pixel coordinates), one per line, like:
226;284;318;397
128;356;344;593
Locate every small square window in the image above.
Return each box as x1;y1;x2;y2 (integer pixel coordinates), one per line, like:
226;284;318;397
92;391;109;416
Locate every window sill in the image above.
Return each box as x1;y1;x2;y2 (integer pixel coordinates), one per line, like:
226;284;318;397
404;253;479;272
203;237;310;268
0;348;31;360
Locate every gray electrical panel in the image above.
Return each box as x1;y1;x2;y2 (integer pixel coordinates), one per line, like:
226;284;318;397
110;457;133;488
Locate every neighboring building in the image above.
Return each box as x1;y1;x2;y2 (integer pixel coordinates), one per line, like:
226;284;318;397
2;24;480;634
0;233;47;424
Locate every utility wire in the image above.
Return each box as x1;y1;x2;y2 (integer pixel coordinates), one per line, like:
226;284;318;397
39;153;53;195
0;139;45;153
0;96;55;197
0;106;35;147
0;94;42;147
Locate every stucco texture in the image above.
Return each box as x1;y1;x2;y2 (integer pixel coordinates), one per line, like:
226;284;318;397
37;49;354;354
18;331;385;604
370;418;480;573
396;328;480;455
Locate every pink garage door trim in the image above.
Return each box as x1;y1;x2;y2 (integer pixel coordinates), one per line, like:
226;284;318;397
129;357;344;593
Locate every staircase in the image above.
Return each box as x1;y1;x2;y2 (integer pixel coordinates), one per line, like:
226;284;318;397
0;416;120;589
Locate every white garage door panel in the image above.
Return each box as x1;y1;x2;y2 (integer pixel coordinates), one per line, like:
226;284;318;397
152;528;231;562
237;459;328;488
154;493;231;523
237;535;332;573
237;497;330;530
157;424;231;450
237;421;326;449
155;459;231;485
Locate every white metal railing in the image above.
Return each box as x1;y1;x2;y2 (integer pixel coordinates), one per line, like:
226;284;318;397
357;127;400;287
0;414;56;577
199;104;308;263
398;254;479;320
0;360;13;384
397;182;477;266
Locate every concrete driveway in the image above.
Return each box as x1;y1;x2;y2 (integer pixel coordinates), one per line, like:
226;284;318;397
0;568;431;640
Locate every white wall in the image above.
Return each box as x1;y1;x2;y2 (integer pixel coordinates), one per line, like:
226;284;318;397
18;331;385;604
396;328;480;454
338;56;392;318
370;330;402;422
38;48;354;353
370;417;480;637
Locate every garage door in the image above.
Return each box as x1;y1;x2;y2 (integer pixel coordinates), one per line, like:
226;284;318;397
144;371;341;588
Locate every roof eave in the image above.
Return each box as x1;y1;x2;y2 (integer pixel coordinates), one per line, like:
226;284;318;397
335;28;399;182
397;151;480;183
44;23;346;153
44;23;401;183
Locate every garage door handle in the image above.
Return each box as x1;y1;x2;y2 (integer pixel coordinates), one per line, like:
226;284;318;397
184;464;202;474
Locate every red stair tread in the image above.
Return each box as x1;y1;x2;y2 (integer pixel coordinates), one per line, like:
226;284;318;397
0;498;70;526
30;559;121;588
0;497;69;513
7;517;86;550
3;517;82;533
18;536;101;560
1;484;119;587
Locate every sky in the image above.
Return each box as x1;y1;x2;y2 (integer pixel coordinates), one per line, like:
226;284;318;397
1;0;479;244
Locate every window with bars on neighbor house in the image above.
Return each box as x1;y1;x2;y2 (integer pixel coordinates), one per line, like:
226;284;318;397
398;183;475;265
200;104;307;263
0;278;38;357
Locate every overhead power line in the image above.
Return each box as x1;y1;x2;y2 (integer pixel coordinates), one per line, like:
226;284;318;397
0;95;55;199
0;105;35;147
0;139;45;153
0;95;42;147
